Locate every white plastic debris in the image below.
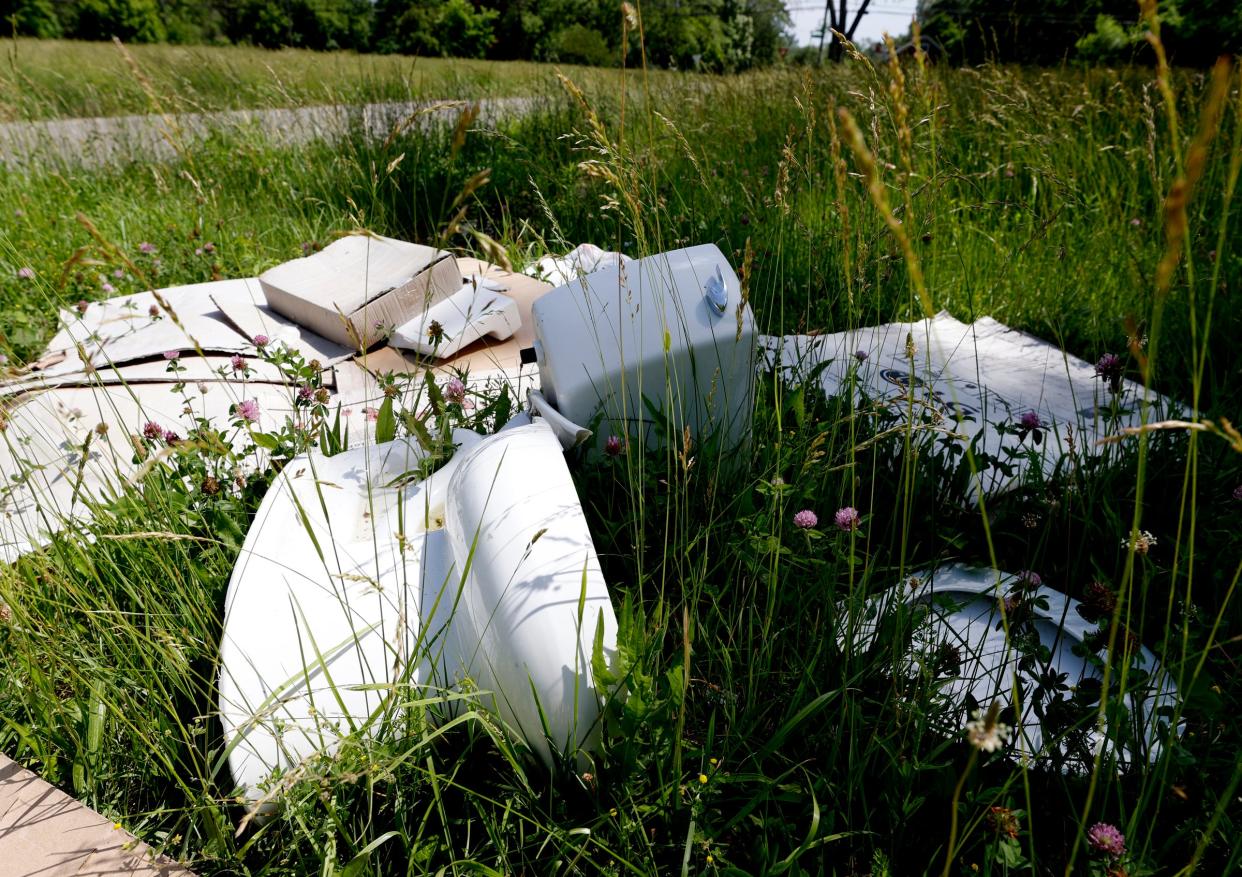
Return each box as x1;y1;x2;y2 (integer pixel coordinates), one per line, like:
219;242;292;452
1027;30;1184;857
531;243;758;453
527;389;592;449
388;275;521;357
764;313;1175;496
847;565;1179;771
526;243;632;287
217;420;618;801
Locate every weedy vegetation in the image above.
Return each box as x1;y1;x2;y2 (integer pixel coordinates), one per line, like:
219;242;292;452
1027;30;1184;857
0;18;1240;877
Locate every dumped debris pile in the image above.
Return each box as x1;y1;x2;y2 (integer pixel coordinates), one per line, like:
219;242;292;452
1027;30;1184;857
0;245;550;562
0;236;1183;807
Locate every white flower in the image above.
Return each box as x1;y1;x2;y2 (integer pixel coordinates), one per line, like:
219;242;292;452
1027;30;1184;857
1121;530;1157;555
964;707;1012;753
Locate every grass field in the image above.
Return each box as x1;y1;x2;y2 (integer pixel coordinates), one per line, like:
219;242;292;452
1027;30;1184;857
0;38;638;121
1;34;1240;876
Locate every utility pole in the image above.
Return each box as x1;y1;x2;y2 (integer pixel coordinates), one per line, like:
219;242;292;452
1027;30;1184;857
817;0;832;63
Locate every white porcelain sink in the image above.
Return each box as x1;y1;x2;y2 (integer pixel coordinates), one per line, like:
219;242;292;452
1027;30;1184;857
217;420;618;802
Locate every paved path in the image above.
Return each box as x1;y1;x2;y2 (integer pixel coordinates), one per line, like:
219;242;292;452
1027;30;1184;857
0;753;195;876
0;97;531;167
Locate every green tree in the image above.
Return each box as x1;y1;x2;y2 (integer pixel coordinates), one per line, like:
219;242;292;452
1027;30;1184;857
747;0;793;67
74;0;167;42
1;0;63;37
632;0;789;72
220;0;297;47
480;0;611;62
373;0;497;58
291;0;372;50
917;0;1234;66
553;23;613;66
218;0;370;50
439;0;497;56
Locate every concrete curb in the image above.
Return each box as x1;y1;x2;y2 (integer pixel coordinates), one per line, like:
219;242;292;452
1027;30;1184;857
0;97;532;168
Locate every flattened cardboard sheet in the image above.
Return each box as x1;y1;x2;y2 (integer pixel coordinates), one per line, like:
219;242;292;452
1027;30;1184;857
0;381;295;563
35;279;260;377
210;292;353;366
1;355;294;397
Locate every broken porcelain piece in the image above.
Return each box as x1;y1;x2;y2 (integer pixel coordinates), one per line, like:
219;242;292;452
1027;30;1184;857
764;313;1177;496
388;276;521;358
531;244;757;455
526;243;633;288
527;389;592;450
847;564;1179;772
217;419;617;801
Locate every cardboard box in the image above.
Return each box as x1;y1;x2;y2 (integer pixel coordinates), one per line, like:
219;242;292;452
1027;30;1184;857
259;234;462;349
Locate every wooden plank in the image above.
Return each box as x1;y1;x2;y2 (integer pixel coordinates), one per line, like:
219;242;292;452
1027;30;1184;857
0;754;195;876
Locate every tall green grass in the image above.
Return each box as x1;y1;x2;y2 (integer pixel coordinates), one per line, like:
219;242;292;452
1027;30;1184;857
1;34;1240;876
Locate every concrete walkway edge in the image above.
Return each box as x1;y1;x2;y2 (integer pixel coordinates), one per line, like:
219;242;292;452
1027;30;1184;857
0;97;530;168
0;754;195;877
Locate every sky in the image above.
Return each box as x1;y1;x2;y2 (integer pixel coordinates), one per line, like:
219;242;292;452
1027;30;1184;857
787;0;921;49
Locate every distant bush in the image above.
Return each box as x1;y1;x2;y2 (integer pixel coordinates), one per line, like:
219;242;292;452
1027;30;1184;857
552;24;612;67
437;0;497;57
157;0;226;45
221;0;371;51
1075;14;1141;62
72;0;166;43
374;0;497;58
922;0;1241;65
1;0;63;38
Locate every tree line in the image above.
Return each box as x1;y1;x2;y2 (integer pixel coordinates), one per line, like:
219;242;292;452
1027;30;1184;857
918;0;1240;66
4;0;1233;69
1;0;793;71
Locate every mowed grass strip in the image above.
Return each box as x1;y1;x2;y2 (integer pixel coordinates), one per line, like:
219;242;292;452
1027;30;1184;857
0;37;650;121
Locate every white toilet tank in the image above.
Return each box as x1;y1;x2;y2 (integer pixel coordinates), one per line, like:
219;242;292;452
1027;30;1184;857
530;244;757;454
